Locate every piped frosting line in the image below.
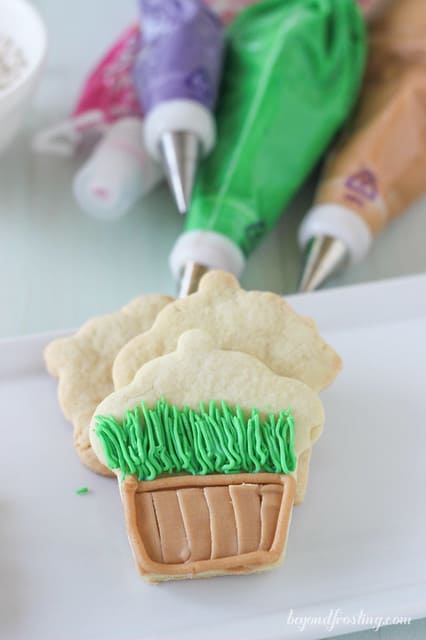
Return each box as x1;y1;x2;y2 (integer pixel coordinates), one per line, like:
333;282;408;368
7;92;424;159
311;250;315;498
94;398;296;480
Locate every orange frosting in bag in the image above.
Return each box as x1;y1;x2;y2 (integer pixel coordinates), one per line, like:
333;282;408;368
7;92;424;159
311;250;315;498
316;0;426;235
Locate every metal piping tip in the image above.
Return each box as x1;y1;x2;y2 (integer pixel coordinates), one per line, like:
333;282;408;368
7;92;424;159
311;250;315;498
299;235;349;293
179;261;209;297
160;131;200;214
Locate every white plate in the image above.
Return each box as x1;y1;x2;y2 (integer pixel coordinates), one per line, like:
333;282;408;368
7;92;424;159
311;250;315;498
1;274;426;640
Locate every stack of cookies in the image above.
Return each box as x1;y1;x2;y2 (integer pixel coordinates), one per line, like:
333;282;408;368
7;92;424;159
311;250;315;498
45;271;341;583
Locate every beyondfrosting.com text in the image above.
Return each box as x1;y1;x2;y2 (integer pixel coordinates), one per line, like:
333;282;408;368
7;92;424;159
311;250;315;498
286;608;412;633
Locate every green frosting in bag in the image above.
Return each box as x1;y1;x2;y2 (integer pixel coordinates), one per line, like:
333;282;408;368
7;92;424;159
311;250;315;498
186;0;366;255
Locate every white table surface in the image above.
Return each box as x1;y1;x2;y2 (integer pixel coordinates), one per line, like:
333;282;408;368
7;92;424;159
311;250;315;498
1;1;426;638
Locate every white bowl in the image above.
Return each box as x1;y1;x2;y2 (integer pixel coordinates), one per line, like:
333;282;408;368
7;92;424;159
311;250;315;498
0;0;47;152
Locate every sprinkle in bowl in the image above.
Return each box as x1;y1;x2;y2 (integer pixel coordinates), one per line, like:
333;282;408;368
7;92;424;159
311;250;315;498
0;0;47;152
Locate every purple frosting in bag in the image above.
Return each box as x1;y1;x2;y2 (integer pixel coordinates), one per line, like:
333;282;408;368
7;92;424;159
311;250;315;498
134;0;224;113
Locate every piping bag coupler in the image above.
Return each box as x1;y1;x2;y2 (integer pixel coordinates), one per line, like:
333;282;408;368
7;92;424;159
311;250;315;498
299;0;426;291
170;0;366;295
73;117;164;220
134;0;224;215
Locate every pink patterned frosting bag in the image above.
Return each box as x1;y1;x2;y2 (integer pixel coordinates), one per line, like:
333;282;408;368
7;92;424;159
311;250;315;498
32;25;143;155
72;24;142;124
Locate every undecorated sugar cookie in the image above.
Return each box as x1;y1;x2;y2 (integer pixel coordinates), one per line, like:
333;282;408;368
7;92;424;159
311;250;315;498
45;294;172;475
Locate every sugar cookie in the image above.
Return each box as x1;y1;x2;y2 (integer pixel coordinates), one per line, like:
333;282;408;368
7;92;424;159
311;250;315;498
90;329;324;582
45;294;172;474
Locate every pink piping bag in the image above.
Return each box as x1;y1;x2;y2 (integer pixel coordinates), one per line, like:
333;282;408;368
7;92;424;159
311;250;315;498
72;25;141;125
32;25;142;156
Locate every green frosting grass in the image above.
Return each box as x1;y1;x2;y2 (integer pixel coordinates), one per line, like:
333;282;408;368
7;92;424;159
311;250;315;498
95;398;296;481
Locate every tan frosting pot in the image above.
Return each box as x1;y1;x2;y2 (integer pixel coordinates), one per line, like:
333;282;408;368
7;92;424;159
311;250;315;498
121;473;296;582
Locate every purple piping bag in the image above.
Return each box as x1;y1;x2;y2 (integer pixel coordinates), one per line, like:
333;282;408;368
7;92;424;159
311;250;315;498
134;0;224;214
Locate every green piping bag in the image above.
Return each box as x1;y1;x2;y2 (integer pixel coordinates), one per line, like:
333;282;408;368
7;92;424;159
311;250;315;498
169;0;366;293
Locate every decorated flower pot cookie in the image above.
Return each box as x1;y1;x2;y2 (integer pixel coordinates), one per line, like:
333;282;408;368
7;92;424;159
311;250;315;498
90;329;324;582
